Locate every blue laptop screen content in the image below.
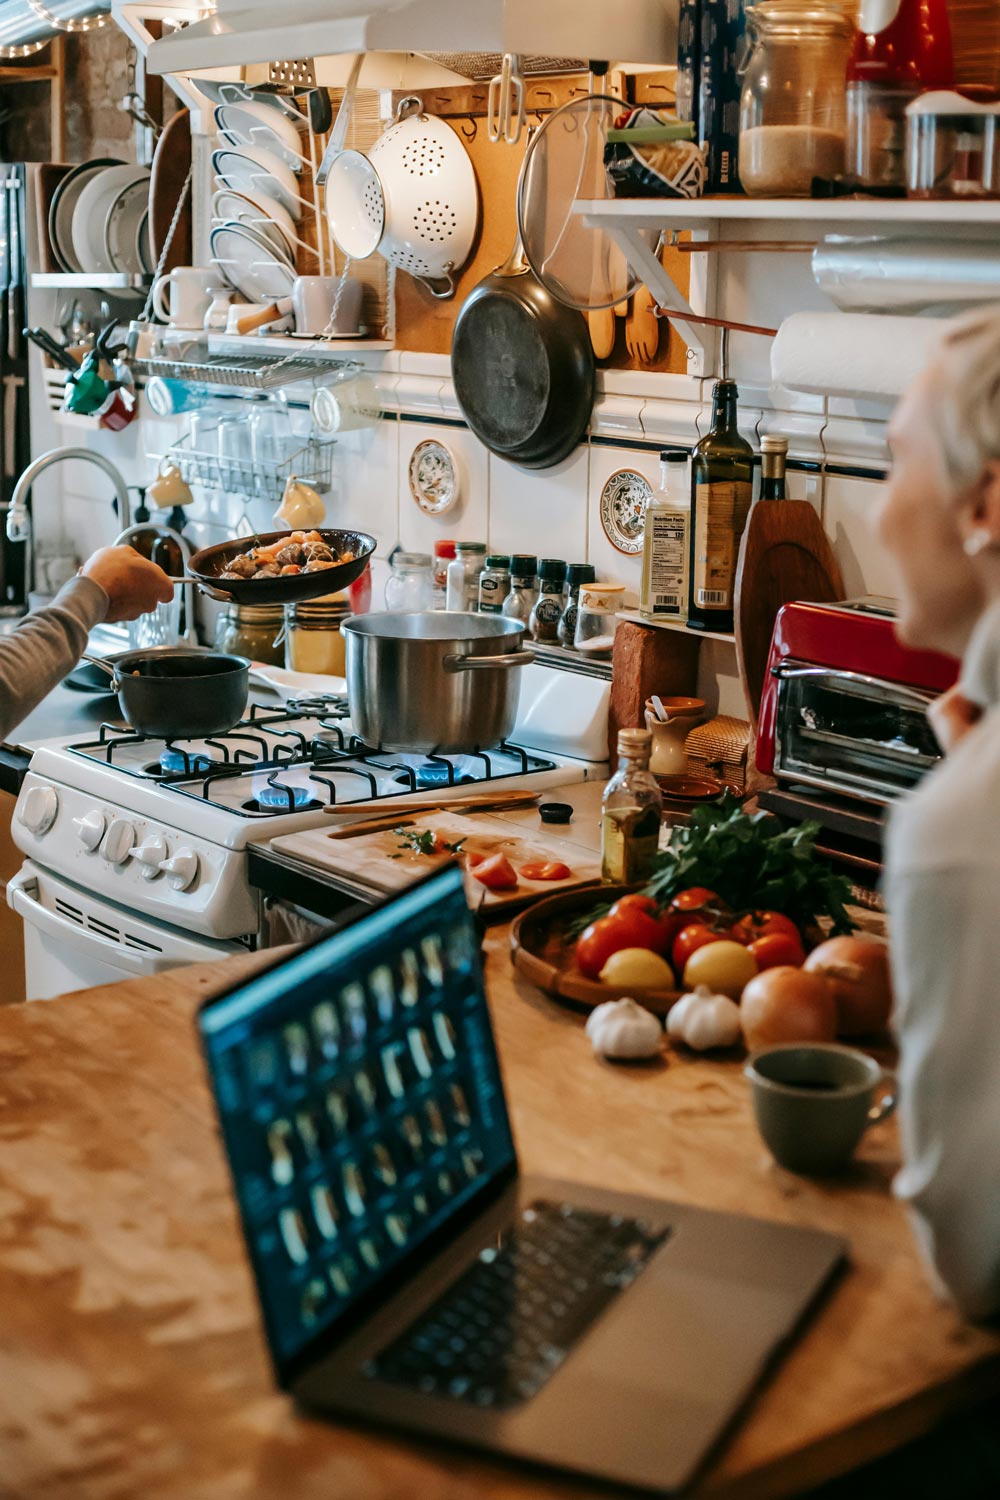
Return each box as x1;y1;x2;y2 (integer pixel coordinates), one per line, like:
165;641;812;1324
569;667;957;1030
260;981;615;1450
200;867;516;1367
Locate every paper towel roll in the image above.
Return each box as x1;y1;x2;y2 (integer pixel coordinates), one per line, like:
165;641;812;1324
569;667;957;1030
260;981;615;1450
771;312;951;398
813;239;1000;312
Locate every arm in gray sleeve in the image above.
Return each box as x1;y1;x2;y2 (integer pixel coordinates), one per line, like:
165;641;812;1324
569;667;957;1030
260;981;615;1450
0;575;108;742
889;864;1000;1319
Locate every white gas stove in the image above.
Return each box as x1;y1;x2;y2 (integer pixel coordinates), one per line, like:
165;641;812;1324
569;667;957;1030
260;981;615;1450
8;664;610;998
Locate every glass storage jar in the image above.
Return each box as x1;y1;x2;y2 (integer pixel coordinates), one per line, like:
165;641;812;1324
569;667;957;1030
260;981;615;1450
445;541;487;612
284;593;351;677
738;4;854;196
214;602;285;666
384;551;434;612
574;582;625;658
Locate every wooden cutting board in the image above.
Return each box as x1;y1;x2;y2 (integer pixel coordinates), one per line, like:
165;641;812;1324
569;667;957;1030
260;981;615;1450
149;108;193;273
269;811;602;910
734;498;845;725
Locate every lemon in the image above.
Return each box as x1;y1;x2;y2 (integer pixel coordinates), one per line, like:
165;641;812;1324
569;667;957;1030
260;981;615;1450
683;940;757;999
599;948;675;989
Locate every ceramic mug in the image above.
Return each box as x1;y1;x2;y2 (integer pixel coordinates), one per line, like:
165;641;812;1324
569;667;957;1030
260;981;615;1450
152;267;223;330
147;459;194;510
745;1043;897;1175
291;275;363;336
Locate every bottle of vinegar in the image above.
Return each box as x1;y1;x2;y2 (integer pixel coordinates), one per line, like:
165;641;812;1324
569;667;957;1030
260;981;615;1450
601;728;663;885
688;379;754;633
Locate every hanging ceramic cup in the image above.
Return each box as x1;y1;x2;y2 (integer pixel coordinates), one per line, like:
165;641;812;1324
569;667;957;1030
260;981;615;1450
148;458;194;509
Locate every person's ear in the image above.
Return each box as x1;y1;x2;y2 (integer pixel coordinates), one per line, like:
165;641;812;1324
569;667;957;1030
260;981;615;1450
961;461;1000;557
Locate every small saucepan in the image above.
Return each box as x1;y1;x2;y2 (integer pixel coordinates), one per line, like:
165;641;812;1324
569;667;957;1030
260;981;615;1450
81;647;251;739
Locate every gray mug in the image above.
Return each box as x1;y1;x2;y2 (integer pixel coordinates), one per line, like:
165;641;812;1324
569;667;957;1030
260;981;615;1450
745;1043;897;1175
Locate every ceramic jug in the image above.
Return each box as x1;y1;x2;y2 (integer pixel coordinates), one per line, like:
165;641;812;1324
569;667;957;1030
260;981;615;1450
643;697;706;777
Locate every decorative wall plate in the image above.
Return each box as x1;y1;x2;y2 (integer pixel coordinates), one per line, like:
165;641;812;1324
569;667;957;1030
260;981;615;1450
409;438;459;515
599;469;653;555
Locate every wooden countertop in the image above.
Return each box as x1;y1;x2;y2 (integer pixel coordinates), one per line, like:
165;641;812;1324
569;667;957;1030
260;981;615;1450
1;935;998;1500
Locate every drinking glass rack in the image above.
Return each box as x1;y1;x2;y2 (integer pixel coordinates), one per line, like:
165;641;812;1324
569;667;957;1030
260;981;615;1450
162;429;334;501
133;350;361;392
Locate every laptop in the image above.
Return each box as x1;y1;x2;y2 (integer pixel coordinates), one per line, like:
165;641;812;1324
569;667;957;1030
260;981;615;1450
198;863;845;1495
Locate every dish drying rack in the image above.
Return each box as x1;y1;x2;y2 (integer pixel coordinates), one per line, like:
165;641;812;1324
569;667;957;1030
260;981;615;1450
133;348;362;392
161;429;334;501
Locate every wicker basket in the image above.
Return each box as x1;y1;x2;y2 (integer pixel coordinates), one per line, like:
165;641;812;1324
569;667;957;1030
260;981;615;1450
685;714;752;791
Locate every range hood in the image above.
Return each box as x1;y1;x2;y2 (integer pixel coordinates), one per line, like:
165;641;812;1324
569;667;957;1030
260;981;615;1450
145;0;676;76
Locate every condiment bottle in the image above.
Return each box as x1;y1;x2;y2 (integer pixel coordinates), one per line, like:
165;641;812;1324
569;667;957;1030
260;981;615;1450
501;555;539;622
846;0;955;189
640;450;690;621
601;728;663;885
432;539;456;609
528;558;567;642
445;541;486;612
688;379;754;634
557;562;595;646
760;433;788;499
478;554;512;614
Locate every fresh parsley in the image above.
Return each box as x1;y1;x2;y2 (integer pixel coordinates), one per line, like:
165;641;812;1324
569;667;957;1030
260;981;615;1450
393;827;467;858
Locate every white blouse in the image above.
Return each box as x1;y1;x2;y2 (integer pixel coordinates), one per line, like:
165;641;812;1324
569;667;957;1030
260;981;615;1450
884;598;1000;1319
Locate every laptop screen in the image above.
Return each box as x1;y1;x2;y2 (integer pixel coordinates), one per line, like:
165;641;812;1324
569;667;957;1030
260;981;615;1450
199;864;517;1374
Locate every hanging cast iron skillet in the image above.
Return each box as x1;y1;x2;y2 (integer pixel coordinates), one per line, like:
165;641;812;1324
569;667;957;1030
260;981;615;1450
450;236;595;469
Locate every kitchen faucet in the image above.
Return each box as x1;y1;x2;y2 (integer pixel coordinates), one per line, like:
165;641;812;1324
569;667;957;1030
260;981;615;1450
4;447;132;597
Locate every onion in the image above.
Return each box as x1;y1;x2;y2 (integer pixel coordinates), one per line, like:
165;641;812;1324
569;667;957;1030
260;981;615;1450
740;967;838;1052
804;936;893;1037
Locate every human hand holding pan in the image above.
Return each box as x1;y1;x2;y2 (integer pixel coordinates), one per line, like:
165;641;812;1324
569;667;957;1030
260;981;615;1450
188;527;376;605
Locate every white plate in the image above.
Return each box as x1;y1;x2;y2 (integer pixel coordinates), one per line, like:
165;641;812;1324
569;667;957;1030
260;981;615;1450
104;176;150;274
215;102;304;171
71;164;149;274
248;665;346;700
210;221;296;302
212;146;301;221
48;158;123;273
211;186;296;264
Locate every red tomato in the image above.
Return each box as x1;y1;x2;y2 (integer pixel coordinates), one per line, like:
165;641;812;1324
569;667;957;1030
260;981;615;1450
471;853;518;891
607;894;682;954
730;910;802;946
669;886;724;919
520;860;572;881
672;922;725;974
748;931;807;971
576;917;626;979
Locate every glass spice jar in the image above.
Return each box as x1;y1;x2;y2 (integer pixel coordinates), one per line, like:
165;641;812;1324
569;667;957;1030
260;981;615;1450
384;551;434;612
214;602;285;666
445;541;487;612
284;592;351;677
432;539;456;609
574;582;624;657
738;3;854;196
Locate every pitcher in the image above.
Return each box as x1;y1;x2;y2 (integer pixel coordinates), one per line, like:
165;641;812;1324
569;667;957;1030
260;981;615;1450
643;697;706;777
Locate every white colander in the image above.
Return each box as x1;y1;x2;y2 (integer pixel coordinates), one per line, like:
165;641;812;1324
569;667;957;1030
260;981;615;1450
326;96;478;299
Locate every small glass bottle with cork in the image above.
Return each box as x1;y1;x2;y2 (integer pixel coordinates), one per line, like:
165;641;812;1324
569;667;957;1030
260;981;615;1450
601;728;664;885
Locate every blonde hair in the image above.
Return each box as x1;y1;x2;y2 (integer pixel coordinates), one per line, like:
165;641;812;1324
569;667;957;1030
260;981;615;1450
928;305;1000;494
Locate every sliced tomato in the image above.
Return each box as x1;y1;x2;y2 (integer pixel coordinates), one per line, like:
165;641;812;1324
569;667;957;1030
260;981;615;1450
471;852;519;890
730;909;801;946
520;860;572;881
465;850;486;869
672;922;726;974
748;931;806;971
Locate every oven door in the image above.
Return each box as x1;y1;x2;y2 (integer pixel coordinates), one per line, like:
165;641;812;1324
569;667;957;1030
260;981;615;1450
7;861;244;1001
773;663;943;804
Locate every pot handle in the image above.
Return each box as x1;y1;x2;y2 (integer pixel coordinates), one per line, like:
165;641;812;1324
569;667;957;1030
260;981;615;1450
443;650;534;673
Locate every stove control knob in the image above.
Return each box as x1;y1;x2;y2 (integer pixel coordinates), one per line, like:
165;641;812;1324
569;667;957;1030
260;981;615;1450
72;809;106;851
19;784;58;835
103;818;135;866
159;847;199;891
130;835;168;880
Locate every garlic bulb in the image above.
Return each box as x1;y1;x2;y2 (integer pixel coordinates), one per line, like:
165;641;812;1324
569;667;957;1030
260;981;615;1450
666;984;742;1052
276;474;326;530
585;997;662;1061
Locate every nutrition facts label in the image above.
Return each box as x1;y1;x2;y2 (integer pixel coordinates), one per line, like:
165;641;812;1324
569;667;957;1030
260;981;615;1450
646;511;687;615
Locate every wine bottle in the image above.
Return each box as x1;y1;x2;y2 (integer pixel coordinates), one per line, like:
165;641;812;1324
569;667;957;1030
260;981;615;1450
760;433;788;500
688;379;754;633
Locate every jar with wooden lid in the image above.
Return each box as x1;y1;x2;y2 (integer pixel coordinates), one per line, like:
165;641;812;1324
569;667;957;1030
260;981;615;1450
739;4;854;196
284;593;350;677
214;602;285;666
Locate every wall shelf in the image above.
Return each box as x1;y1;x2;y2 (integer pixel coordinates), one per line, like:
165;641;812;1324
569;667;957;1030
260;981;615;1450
577;196;1000;229
618;609;736;646
31;272;152;292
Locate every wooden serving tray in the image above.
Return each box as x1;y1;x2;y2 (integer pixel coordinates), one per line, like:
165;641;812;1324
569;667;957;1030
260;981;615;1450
511;883;681;1016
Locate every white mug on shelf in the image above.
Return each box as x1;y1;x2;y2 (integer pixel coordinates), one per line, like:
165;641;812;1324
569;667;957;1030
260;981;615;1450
152;267;224;330
290;274;363;337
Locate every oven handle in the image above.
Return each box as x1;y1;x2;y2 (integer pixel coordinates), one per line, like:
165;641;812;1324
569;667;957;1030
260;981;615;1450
7;866;154;976
770;663;937;710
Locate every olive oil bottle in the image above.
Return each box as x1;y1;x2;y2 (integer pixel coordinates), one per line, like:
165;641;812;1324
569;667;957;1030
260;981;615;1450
760;433;788;499
688;379;754;633
601;728;663;885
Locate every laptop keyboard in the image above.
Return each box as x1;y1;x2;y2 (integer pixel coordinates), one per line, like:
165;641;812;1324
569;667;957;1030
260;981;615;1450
366;1200;668;1409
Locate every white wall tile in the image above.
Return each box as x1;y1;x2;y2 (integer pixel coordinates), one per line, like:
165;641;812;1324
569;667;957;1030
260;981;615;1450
638;398;701;447
327;418;400;557
488;446;589;562
822;416;890;470
396;422;489;553
758;410;826;463
587;444;663;606
822;474;897;599
590;396;646;439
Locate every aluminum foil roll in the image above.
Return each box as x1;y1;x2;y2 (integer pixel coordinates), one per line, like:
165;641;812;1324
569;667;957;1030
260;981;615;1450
813;237;1000;313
